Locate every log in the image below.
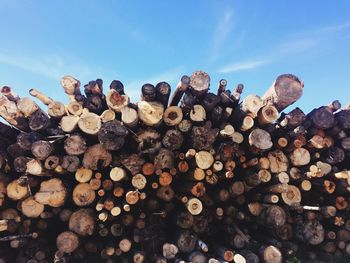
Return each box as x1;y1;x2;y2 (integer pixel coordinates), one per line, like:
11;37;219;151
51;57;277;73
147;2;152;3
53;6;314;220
190;71;210;98
248;129;273;150
106;89;129;112
163;106;183;126
69;208;95;236
156;82;171;107
262;245;282;263
56;231;79;253
138;101;164;126
21;197;44;218
83;144;112;170
78;112;101;135
121;106;139;128
98;120;128;151
72;183;96;206
262;74;303;111
34;178;66;207
169;75;191;106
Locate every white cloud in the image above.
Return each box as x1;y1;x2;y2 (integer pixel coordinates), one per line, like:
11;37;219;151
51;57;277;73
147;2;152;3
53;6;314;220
210;9;234;61
217;59;269;73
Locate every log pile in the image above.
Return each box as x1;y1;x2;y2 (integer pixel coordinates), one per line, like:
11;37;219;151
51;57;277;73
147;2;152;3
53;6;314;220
0;71;349;263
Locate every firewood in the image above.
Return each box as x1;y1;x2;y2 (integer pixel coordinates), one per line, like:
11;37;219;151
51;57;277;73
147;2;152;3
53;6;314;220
98;120;128;151
72;183;96;206
240;94;263;118
6;180;29;201
138;100;164;126
156;82;171;107
262;245;282;263
248;128;273;150
60;115;79;133
83;144;112;170
258;103;279;125
34;178;66;207
262;74;303;112
78;112;101;135
169;75;190;106
69;208;95;236
106;89;129;112
190;71;210;98
21;197;44;218
121;106;139;128
56;231;79;253
163;106;183;126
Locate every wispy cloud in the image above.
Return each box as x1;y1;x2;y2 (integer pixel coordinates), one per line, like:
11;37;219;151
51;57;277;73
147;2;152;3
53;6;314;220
276;38;317;55
125;67;184;99
0;52;93;80
217;59;269;73
210;9;234;61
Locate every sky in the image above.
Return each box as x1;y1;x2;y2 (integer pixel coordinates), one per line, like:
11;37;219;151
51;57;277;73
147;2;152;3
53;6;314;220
0;1;350;113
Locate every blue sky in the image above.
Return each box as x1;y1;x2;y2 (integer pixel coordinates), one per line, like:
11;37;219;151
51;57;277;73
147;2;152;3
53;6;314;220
1;1;350;113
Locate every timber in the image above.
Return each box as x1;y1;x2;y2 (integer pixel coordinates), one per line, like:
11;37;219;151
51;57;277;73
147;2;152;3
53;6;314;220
0;71;349;263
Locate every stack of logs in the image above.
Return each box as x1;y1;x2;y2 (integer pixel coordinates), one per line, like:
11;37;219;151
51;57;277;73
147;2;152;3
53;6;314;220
0;71;349;263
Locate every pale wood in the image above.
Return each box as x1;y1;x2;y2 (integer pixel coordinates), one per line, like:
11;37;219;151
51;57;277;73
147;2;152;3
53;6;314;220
132;174;147;190
48;101;66;118
73;183;96;206
67;101;83;116
163;106;183;126
263;245;282;263
34;178;66;207
162;243;179;259
125;190;139;205
21;196;44;218
248;128;273;150
17;97;39;117
60;115;79;133
1;85;20;102
6;180;28;201
110;167;127;182
78;112;101;135
75;167;93;183
177;119;192;133
29;88;54;105
56;231;79;253
120;106;138;127
281;185;301;206
69;208;95;236
231;131;244;144
138;100;164;126
119;238;132;253
193;168;205;181
220;124;235;137
240;116;254;131
26;159;44;176
259;169;272;183
190;70;210;97
258;103;279;125
190;104;206;122
262;74;303;111
268;150;289;173
0;95;23;127
106;89;129;112
100;109;116;123
186;197;203;215
61;76;81;102
241;94;263;117
289;147;310;166
195;151;214;170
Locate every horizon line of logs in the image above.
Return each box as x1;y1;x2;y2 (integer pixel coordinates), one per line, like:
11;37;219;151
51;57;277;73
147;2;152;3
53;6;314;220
0;70;349;263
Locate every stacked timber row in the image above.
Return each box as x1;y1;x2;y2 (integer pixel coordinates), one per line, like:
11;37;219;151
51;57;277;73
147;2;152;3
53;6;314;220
0;71;349;263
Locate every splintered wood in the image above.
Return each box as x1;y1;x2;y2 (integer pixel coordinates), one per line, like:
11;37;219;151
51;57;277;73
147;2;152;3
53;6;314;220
0;71;349;263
